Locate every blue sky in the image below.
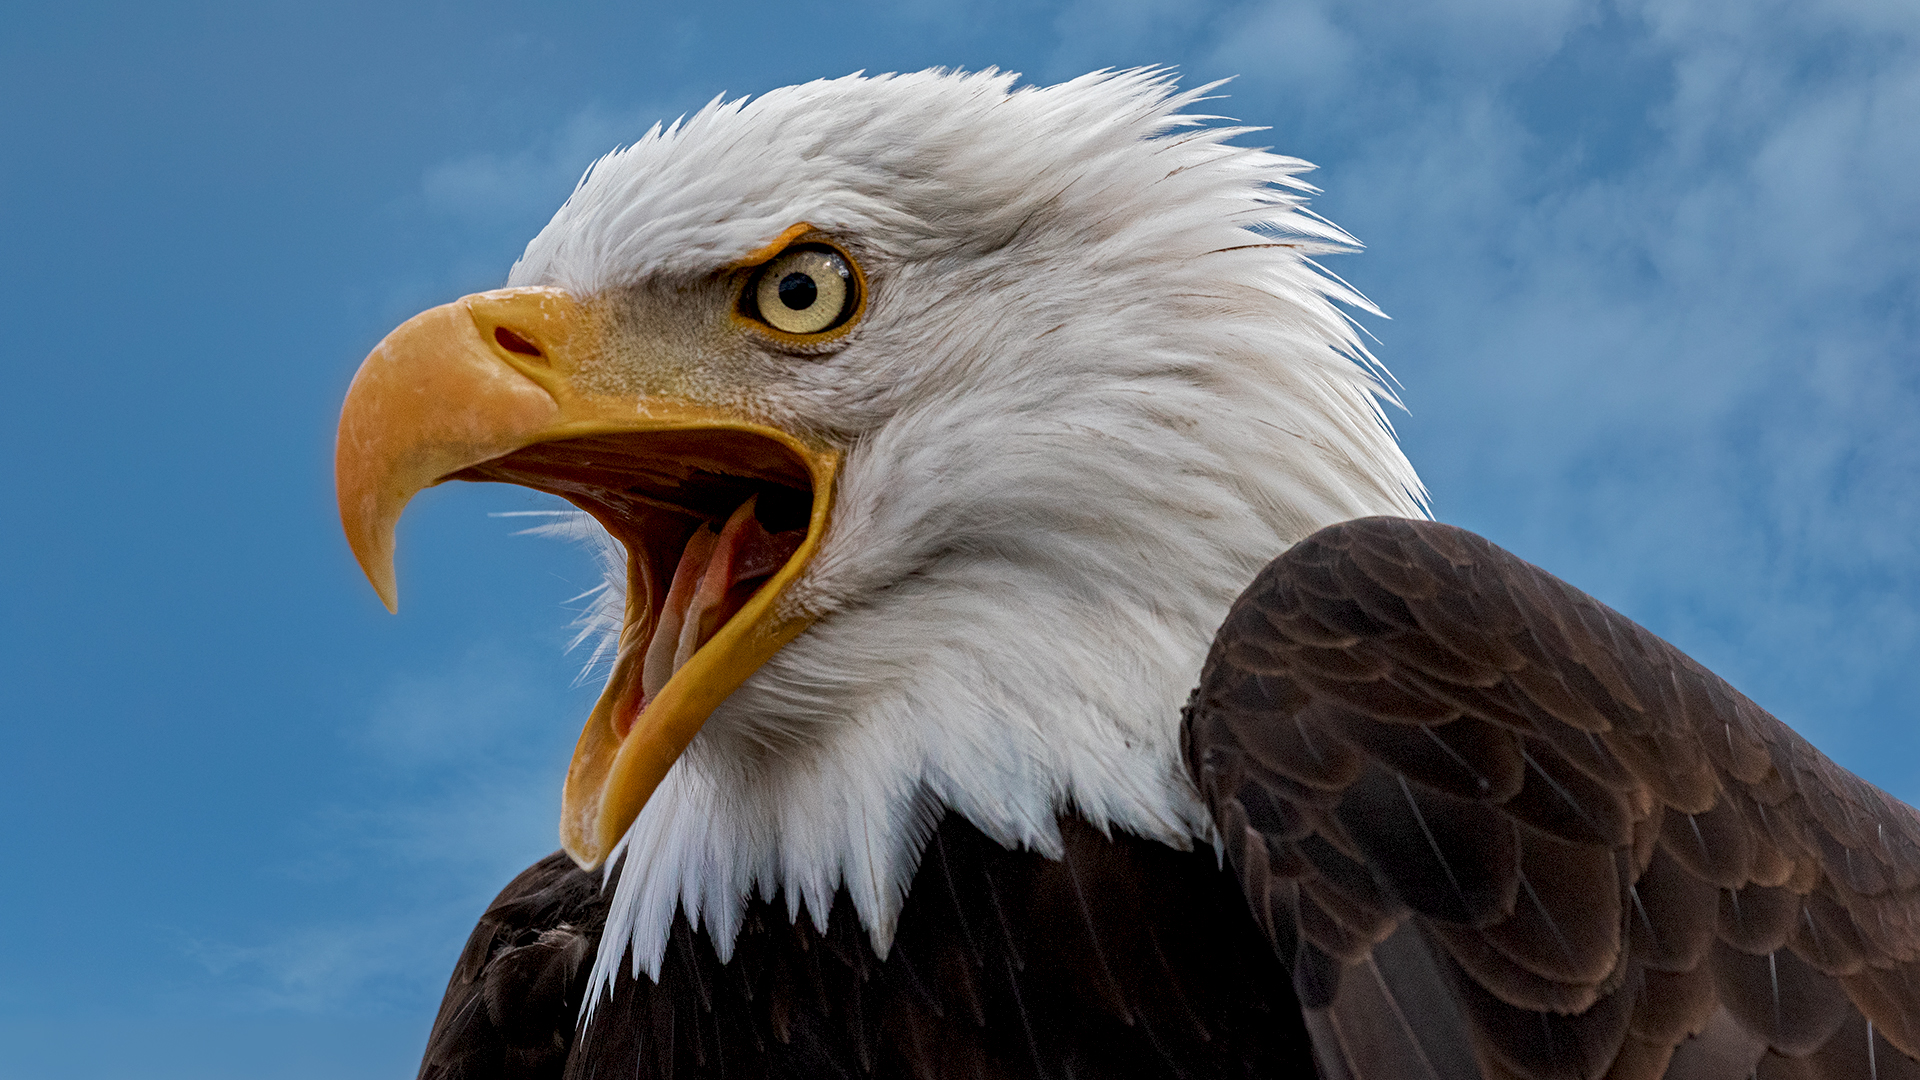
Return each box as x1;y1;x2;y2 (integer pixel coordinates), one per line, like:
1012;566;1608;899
2;1;1915;1075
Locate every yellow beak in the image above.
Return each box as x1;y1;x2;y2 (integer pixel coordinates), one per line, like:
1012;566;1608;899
336;287;838;868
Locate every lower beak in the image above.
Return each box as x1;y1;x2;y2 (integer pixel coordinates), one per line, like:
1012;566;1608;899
336;287;838;867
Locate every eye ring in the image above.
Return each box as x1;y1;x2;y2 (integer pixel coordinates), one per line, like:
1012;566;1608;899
739;240;864;341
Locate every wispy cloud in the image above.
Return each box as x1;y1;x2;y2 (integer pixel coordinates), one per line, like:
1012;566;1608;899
187;643;591;1012
420;104;673;227
367;99;688;321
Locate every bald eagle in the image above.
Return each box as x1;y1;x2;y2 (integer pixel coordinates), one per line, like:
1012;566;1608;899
336;70;1920;1080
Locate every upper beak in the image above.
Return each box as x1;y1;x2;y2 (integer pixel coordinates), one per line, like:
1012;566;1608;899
336;287;838;867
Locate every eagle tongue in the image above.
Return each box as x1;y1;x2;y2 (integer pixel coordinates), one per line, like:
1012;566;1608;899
636;496;805;710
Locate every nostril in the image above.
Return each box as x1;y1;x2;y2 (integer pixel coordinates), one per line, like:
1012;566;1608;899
494;327;544;357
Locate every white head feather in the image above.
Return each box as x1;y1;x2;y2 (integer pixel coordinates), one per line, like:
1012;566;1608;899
503;68;1427;1002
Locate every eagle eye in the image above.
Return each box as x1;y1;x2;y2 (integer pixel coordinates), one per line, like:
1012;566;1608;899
746;244;858;337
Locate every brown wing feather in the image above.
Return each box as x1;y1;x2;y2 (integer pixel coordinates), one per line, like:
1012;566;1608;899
1185;516;1920;1080
418;852;609;1080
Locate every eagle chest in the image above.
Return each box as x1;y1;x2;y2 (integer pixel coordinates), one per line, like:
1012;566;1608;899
425;815;1315;1080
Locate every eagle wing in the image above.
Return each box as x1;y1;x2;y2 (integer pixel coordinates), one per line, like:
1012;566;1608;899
1185;516;1920;1080
417;853;607;1080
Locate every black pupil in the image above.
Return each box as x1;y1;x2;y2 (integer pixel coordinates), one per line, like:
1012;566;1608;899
777;272;817;311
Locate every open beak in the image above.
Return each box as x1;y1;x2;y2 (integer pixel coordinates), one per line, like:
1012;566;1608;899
336;287;838;868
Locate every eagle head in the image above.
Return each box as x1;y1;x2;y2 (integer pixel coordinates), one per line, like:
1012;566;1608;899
336;68;1423;983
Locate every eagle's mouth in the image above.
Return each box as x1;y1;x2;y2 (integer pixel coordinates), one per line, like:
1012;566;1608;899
452;431;817;742
334;284;842;867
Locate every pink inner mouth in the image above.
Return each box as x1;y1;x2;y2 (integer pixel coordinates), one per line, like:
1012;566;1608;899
615;495;804;738
448;430;819;747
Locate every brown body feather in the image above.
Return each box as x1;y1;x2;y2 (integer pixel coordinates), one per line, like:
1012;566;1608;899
419;816;1314;1079
1187;517;1920;1080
